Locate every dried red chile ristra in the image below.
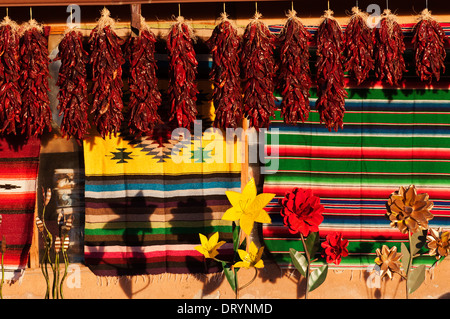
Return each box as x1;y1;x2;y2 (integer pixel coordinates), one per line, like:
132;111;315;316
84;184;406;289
411;9;447;83
241;14;277;130
277;10;312;124
315;10;347;132
344;7;375;85
0;17;22;136
374;10;407;86
54;29;90;143
206;14;243;129
89;9;125;139
19;20;52;139
126;19;162;137
166;17;198;129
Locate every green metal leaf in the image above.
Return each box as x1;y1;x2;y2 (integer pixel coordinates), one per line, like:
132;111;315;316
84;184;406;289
222;261;237;292
308;265;328;292
408;264;426;294
401;242;411;273
411;230;427;256
305;231;320;258
289;248;308;277
232;222;240;252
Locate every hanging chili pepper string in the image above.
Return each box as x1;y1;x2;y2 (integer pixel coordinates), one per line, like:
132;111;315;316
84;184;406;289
0;16;21;136
54;27;90;143
207;10;243;129
277;9;312;124
315;9;347;132
241;8;277;130
411;8;446;83
374;9;407;86
166;13;199;129
126;15;162;137
89;7;125;139
344;7;375;85
19;18;52;139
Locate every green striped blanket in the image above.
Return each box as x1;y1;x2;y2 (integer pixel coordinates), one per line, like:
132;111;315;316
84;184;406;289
263;81;450;269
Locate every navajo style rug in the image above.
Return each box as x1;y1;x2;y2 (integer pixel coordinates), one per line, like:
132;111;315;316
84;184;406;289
83;129;242;276
263;81;450;269
0;136;40;280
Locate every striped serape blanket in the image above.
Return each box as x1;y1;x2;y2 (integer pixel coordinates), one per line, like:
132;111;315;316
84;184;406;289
263;80;450;269
0;136;40;280
83;129;242;276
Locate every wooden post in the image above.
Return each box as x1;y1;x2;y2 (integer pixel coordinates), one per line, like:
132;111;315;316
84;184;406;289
130;4;141;37
28;197;40;268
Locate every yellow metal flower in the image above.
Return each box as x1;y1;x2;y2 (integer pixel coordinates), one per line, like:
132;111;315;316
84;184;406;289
195;232;226;259
374;245;403;279
233;241;264;269
386;185;434;234
427;227;450;260
222;178;275;236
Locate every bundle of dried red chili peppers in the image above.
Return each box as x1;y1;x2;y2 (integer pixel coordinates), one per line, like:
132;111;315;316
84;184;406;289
54;29;90;143
411;9;447;83
344;7;375;85
0;17;21;136
166;16;198;129
19;19;52;139
374;9;407;86
241;12;277;130
207;13;242;129
277;10;312;124
89;8;125;138
127;17;162;137
315;10;347;132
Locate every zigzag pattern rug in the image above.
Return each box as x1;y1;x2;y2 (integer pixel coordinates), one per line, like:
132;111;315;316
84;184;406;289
83;129;242;276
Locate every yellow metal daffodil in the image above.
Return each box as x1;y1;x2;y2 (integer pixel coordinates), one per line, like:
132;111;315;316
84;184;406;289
195;232;226;259
233;241;264;269
222;178;275;236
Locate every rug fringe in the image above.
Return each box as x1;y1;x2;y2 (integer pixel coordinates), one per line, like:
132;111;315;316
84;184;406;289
94;272;227;286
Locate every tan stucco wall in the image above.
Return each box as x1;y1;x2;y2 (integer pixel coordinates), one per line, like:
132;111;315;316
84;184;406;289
3;257;449;299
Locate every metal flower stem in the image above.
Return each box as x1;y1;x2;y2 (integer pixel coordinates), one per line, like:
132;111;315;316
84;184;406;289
300;233;311;299
40;206;53;299
238;268;258;291
53;251;60;299
59;236;70;299
405;231;413;299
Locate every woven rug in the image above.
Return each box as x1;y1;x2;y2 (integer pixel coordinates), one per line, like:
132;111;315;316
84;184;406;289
0;136;40;280
263;80;450;269
83;129;242;276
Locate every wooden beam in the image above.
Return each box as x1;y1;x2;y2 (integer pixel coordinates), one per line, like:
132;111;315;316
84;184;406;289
0;0;279;6
130;4;141;37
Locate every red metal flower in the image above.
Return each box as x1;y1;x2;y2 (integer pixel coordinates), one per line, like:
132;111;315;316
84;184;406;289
279;188;324;237
321;232;349;265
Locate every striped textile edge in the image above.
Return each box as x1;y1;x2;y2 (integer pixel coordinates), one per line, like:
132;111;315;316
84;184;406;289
83;132;242;276
262;83;450;270
0;136;41;280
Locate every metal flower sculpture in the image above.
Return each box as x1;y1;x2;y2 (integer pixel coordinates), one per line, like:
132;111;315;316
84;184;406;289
375;245;403;279
196;177;274;298
380;185;446;298
386;185;434;234
427;227;450;260
36;187;73;299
